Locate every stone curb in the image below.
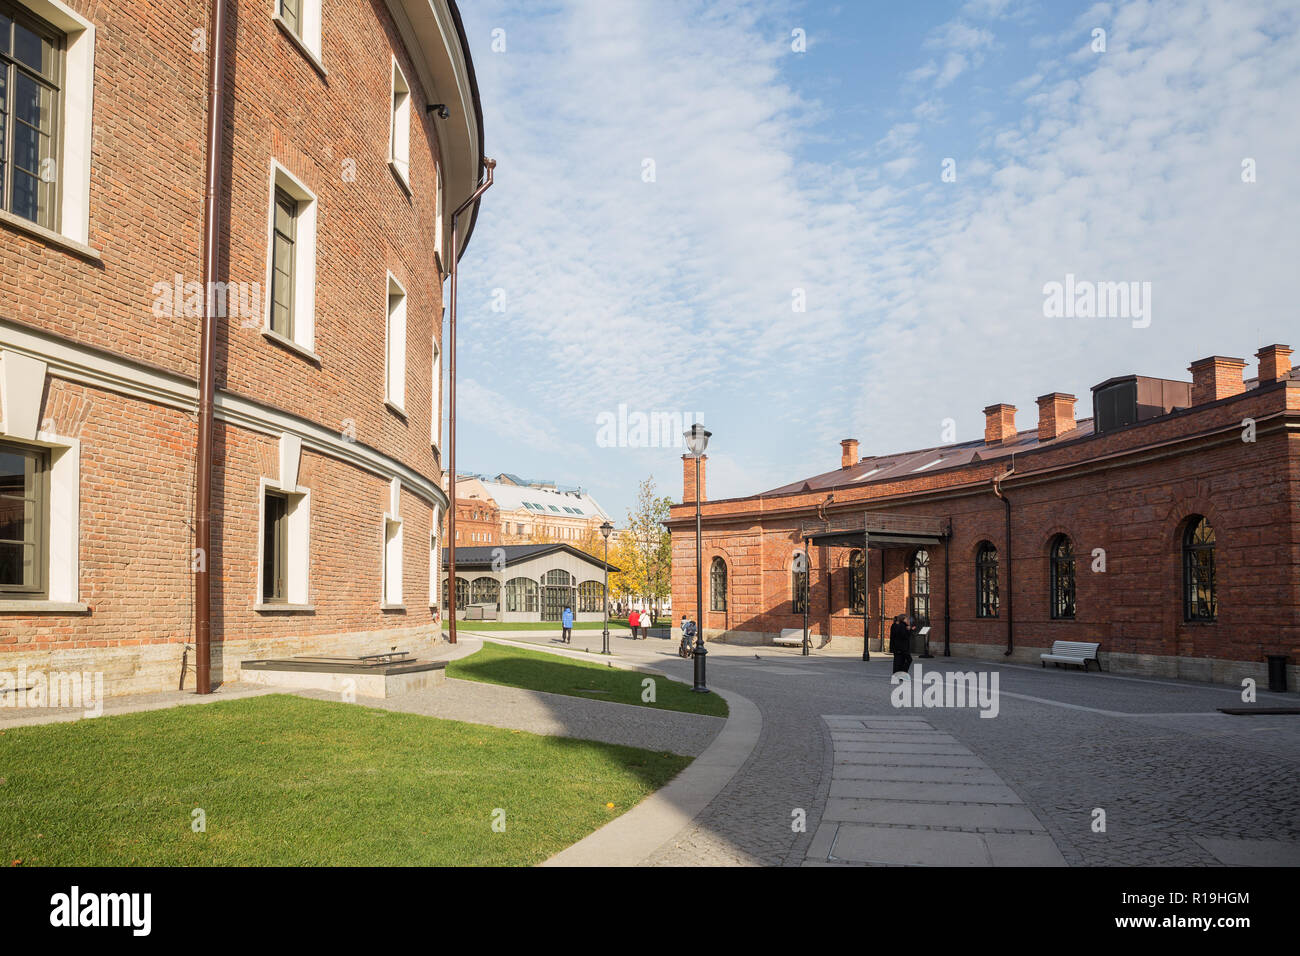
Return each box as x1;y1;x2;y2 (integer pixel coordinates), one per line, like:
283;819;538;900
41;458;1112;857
539;683;761;867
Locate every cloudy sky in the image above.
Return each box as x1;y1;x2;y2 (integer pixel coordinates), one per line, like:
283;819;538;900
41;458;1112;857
449;0;1300;523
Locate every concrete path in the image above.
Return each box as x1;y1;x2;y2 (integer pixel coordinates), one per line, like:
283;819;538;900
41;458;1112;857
294;675;725;757
805;715;1064;866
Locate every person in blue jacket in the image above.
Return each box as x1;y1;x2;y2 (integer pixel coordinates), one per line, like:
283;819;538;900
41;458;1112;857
561;605;574;644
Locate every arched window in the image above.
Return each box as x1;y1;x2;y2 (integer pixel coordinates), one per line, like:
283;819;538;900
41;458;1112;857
1049;535;1076;620
848;550;865;615
975;542;998;618
1183;516;1217;621
578;580;603;613
792;552;809;614
470;577;499;606
909;549;931;625
543;569;572;587
443;577;469;608
710;557;727;612
504;577;538;613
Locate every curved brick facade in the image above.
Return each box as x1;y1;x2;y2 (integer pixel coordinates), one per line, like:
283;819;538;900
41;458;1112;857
0;0;483;694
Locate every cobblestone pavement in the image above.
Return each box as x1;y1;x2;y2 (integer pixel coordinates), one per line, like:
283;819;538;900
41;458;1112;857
634;646;1300;867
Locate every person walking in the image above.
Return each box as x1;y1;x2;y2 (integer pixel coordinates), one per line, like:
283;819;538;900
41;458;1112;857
638;607;651;640
627;607;639;639
889;613;913;679
561;605;574;644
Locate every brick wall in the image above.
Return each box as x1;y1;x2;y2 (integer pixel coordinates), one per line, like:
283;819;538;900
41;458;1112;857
669;374;1299;685
0;0;459;695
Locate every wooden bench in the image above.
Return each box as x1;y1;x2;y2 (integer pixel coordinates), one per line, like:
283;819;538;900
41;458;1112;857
1041;640;1102;672
773;628;810;647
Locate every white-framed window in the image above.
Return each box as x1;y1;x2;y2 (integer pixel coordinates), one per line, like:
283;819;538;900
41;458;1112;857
382;515;403;606
0;352;81;610
256;478;310;607
430;334;441;448
435;165;444;269
388;56;411;190
385;273;407;412
262;162;317;358
0;0;94;250
271;0;323;72
429;526;440;607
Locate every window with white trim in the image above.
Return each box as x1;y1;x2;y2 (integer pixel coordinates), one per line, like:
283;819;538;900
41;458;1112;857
385;274;406;411
383;514;403;606
389;57;410;189
0;0;94;246
273;0;321;66
264;163;317;356
0;440;47;596
429;528;439;607
430;334;441;448
258;481;309;606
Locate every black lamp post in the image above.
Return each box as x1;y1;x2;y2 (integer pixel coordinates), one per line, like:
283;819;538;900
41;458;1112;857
684;422;712;693
600;520;613;655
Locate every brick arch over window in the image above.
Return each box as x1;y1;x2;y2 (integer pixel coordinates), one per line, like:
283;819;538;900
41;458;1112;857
788;547;810;614
709;555;728;612
974;539;1000;619
1047;532;1077;620
1159;497;1229;631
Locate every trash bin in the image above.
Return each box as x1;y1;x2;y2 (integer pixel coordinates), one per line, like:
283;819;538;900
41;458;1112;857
1266;655;1289;693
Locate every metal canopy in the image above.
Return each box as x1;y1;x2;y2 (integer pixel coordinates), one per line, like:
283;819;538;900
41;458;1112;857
806;531;943;549
800;513;950;549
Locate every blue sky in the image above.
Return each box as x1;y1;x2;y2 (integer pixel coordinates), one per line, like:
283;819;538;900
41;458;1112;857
448;0;1300;523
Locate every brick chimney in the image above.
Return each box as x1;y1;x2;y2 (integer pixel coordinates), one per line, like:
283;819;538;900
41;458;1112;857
1256;344;1293;384
983;404;1018;445
1035;393;1076;442
1188;355;1246;405
682;454;707;502
840;438;859;469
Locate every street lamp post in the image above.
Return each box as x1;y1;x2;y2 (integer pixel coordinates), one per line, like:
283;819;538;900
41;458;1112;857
684;423;712;694
600;520;613;655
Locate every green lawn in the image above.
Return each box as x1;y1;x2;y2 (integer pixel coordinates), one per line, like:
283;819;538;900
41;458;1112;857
444;619;670;632
0;695;690;866
446;641;729;718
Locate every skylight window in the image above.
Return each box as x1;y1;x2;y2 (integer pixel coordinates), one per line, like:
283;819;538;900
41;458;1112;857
912;458;945;472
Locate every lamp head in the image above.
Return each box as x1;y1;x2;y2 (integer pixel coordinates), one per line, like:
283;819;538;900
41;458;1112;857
683;423;712;457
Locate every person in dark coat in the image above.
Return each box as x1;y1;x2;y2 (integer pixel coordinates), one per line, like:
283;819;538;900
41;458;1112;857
889;613;913;679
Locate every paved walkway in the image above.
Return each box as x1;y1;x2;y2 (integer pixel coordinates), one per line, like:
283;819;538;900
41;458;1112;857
628;647;1300;867
806;714;1064;865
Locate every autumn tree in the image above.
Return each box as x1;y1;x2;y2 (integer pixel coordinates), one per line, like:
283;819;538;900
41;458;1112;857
610;477;672;620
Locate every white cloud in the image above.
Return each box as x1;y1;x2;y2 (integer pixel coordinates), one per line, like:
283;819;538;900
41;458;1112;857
457;0;1300;505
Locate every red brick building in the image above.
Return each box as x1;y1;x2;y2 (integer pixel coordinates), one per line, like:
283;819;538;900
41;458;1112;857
0;0;484;694
444;497;500;546
668;345;1299;688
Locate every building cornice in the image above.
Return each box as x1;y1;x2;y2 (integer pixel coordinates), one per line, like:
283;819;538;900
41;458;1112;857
0;318;448;513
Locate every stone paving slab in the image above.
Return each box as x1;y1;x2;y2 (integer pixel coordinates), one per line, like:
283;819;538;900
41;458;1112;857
833;765;1004;784
832;824;993;866
836;752;990;768
810;715;1065;867
836;742;972;755
832;732;962;744
828;780;1026;803
822;798;1046;830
